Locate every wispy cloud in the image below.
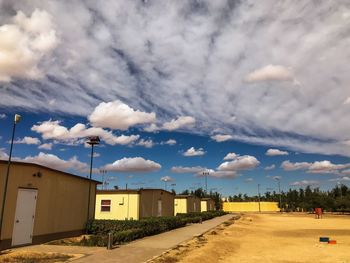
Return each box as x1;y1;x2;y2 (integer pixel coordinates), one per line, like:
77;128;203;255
183;147;205;157
1;2;350;156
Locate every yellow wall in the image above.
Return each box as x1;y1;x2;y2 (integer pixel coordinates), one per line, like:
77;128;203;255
174;198;187;215
200;201;208;212
223;202;280;212
95;193;139;220
0;162;97;242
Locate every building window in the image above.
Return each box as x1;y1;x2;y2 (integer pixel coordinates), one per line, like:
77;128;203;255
101;200;111;212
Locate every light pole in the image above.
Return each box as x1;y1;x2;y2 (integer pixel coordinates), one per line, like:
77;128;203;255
86;136;100;224
275;178;282;212
257;184;261;212
99;169;107;190
202;170;209;195
0;114;21;242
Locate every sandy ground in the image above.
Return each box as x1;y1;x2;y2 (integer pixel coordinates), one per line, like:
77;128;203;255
151;213;350;263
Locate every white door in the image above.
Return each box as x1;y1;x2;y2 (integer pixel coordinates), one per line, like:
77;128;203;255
157;200;162;217
12;189;38;246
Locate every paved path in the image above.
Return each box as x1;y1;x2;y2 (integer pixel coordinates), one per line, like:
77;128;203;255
13;214;234;263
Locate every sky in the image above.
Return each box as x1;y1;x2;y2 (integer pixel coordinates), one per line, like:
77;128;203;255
1;0;350;196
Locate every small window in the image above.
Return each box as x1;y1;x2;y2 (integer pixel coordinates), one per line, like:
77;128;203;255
101;200;111;212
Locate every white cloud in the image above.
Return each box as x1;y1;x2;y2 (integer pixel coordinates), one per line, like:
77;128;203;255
23;152;88;173
204;170;240;179
245;178;253;182
143;123;159;133
218;155;260;171
329;176;350;182
266;148;289;156
104;157;161;172
31;120;139;146
38;142;53;150
272;176;282;180
160;176;173;182
0;148;9;159
245;65;293;83
290;180;319;186
88;100;156;130
162;116;195;131
14;136;41;145
171;166;206;174
281;160;350;174
343;97;350;105
183;147;205;157
136;139;154;148
0;114;6;119
161;139;176;146
2;2;350;157
281;160;311;171
0;9;58;82
223;153;239;160
211;134;233;142
265;164;276;170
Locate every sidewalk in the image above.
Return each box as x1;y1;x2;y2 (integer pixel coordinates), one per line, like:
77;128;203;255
14;214;234;263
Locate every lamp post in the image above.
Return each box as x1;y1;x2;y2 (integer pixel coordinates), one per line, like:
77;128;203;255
257;184;261;212
275;178;282;212
0;114;21;242
202;170;209;195
86;136;100;225
99;169;107;190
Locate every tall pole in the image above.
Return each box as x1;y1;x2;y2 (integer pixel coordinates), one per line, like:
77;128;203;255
86;143;94;224
258;184;261;212
278;180;282;212
203;170;209;195
0;114;21;243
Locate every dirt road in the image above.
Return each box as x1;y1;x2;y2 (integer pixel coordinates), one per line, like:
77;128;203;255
152;213;350;263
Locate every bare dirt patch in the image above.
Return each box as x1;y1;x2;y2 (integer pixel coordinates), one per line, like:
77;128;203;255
149;213;350;263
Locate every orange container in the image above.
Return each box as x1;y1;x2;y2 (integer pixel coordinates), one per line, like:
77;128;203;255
328;240;337;244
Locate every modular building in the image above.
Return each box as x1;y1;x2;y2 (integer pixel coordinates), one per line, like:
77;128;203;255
95;189;174;220
0;160;99;250
201;198;216;212
174;195;201;215
223;202;280;212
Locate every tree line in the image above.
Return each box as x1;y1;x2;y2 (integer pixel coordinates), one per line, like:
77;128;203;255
177;184;350;212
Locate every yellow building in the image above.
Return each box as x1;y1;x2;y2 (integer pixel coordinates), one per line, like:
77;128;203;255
95;189;174;220
174;195;201;215
0;160;99;250
223;202;280;212
201;198;216;212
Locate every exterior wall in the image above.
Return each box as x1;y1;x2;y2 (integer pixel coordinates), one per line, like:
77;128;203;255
187;196;201;213
200;201;208;212
207;200;216;211
223;202;280;212
0;162;97;249
174;198;187;215
139;190;174;218
95;193;139;220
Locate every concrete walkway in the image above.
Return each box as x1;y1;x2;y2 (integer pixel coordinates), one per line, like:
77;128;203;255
12;214;234;263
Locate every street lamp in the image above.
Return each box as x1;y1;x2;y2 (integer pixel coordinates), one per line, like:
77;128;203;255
202;170;209;194
257;184;261;212
274;177;282;212
86;136;100;224
0;114;21;242
99;169;107;190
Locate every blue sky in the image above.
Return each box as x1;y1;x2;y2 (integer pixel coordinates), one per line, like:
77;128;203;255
1;1;350;196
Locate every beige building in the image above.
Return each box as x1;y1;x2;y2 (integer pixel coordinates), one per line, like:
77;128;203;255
201;198;216;212
0;160;99;250
174;195;201;215
95;189;174;220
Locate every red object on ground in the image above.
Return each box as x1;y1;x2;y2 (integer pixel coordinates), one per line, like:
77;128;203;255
328;240;337;244
315;208;322;219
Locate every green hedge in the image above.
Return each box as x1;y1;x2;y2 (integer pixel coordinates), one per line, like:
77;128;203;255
84;210;227;246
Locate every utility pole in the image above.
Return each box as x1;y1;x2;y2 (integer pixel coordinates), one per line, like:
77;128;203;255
258;184;261;212
202;170;209;195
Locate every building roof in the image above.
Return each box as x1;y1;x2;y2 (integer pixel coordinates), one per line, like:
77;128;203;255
97;188;174;195
175;195;199;199
0;160;101;184
201;198;213;201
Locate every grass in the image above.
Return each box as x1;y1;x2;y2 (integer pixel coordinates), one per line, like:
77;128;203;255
0;252;73;263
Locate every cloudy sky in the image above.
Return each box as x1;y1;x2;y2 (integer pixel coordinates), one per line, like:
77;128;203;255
1;0;350;196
